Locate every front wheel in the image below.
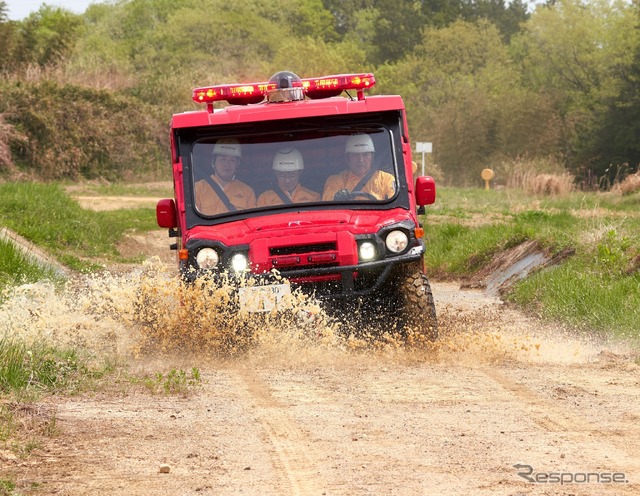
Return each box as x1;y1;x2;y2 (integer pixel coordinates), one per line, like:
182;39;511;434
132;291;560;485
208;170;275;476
397;268;438;342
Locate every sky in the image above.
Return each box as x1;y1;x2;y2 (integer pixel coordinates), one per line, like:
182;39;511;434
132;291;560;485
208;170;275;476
4;0;96;20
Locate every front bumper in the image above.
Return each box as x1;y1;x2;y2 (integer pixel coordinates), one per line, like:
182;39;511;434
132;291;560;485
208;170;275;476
181;249;423;300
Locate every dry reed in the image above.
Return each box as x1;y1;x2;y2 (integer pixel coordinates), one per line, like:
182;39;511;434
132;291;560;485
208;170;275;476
617;172;640;195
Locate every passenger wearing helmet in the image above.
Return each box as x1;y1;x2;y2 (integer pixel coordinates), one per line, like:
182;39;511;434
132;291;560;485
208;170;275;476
322;134;396;201
195;138;256;215
257;148;320;207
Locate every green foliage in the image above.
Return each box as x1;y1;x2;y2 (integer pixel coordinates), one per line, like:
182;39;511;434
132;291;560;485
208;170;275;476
0;335;100;394
511;0;638;177
589;2;640;179
371;0;426;64
323;0;374;37
0;238;60;287
0;79;166;180
379;19;560;183
0;0;638;185
267;37;368;78
7;5;84;68
140;368;202;395
0;2;16;72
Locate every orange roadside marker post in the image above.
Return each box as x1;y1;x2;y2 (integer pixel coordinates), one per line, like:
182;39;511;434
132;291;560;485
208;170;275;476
481;168;495;190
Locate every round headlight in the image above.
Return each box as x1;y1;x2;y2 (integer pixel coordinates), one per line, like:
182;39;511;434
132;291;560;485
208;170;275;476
196;247;219;269
231;253;249;272
385;230;409;253
359;241;376;261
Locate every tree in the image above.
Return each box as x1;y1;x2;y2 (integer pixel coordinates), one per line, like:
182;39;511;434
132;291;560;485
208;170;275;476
590;3;640;178
377;19;564;184
512;0;639;177
462;0;529;41
322;0;374;37
0;0;17;70
371;0;427;64
11;5;84;67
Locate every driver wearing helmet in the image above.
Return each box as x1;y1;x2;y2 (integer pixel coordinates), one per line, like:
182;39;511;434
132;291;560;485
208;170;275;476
322;133;396;201
195;138;256;215
257;148;320;206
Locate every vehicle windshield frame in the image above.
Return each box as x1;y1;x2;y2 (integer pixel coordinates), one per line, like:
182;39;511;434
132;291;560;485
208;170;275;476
179;113;410;228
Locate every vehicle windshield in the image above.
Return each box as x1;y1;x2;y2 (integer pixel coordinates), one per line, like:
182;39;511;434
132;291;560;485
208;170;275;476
191;128;398;218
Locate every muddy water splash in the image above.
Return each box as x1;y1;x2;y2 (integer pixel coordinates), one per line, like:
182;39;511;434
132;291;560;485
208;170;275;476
0;259;601;367
0;258;345;358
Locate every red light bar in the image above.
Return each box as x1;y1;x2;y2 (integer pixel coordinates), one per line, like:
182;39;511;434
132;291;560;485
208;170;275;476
302;74;375;99
192;73;375;106
192;82;276;105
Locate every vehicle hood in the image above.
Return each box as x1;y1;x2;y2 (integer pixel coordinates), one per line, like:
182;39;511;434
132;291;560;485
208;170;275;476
186;208;415;245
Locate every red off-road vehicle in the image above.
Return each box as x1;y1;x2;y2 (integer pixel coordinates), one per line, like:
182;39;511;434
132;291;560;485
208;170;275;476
156;71;437;339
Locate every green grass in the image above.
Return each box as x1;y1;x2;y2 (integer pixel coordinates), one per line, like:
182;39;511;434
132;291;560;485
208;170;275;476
0;479;16;496
511;259;640;339
0;239;61;287
64;181;173;197
0;335;110;396
0;334;115;467
0;182;158;272
135;368;203;396
425;187;640;339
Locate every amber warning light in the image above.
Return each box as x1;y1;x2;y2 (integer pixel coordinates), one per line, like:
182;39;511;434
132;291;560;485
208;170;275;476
192;72;375;107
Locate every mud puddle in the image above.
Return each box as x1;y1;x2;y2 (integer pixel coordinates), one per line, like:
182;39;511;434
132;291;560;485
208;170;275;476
0;257;614;370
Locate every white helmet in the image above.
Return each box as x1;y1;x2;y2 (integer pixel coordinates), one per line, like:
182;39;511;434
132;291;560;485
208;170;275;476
272;148;304;171
345;134;375;154
213;138;242;158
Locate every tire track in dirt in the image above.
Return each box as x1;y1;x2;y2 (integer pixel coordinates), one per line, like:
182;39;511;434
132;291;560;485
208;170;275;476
233;366;328;496
480;366;640;475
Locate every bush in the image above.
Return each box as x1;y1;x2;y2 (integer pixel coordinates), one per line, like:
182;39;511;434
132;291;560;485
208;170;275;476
0;78;167;181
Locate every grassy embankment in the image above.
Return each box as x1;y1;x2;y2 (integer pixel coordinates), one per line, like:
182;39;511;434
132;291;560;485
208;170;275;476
424;187;640;341
0;182;160;276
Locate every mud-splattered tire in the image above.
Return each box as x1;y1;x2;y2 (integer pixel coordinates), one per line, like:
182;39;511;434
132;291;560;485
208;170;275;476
398;269;438;342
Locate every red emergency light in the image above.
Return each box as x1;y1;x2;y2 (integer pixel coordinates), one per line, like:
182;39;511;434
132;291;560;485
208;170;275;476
303;74;375;99
192;72;376;107
193;82;277;106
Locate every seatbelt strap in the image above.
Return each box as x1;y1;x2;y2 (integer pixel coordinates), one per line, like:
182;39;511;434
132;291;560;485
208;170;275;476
203;175;236;212
352;168;376;193
274;186;293;205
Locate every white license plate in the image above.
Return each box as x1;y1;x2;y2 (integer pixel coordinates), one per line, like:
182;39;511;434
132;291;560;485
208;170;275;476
238;283;292;312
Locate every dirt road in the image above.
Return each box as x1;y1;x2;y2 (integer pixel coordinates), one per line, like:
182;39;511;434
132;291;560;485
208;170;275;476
2;195;639;495
2;272;638;495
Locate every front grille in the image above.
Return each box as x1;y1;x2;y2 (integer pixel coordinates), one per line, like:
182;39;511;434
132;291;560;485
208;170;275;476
270;242;337;256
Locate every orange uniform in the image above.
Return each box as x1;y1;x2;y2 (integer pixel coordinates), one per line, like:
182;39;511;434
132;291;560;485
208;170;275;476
257;184;320;207
322;169;396;201
195;175;256;215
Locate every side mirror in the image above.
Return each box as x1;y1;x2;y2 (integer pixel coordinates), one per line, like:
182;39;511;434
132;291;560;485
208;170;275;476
415;176;436;206
156;199;178;228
